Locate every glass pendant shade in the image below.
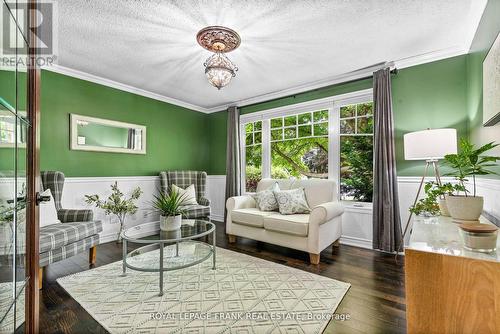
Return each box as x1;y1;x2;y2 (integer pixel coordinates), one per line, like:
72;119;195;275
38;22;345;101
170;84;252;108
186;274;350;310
204;53;238;90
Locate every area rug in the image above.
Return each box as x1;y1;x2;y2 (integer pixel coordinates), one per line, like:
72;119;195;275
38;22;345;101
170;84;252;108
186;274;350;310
0;281;25;333
57;243;350;333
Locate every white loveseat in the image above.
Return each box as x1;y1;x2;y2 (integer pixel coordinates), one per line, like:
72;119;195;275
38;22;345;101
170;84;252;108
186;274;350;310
226;178;344;264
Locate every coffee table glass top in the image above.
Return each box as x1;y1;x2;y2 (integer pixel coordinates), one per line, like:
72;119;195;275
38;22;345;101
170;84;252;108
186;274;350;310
122;219;215;243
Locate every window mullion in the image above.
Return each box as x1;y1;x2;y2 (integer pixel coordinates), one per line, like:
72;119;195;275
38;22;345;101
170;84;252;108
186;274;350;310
262;119;271;179
239;123;247;192
329;105;340;200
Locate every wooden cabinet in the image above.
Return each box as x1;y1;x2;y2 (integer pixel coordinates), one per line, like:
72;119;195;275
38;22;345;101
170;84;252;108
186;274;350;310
405;217;500;334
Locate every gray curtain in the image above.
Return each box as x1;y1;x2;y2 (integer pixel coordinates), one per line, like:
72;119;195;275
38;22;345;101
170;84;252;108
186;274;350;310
225;106;241;220
372;68;402;252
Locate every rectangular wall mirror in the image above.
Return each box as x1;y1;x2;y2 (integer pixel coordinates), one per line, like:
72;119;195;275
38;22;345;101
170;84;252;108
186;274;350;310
70;114;146;154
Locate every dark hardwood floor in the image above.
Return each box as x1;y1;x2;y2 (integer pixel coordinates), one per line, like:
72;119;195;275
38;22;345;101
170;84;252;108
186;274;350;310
23;221;406;333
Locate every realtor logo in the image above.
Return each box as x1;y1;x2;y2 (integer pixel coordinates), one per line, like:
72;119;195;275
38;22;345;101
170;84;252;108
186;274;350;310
1;1;57;66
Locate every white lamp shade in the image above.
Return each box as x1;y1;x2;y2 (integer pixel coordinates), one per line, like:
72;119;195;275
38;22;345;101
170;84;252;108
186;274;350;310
404;128;457;160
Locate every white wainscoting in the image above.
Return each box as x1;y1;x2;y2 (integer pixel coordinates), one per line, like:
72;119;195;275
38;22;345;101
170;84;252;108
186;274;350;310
3;175;497;249
63;176;161;243
473;178;500;222
63;175;227;243
206;175;226;222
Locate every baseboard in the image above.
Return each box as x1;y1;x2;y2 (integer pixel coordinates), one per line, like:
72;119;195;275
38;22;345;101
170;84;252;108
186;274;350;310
339;235;372;249
100;221;160;244
210;214;224;223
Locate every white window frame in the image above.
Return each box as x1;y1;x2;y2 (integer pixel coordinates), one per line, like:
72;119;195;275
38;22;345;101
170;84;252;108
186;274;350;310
240;88;373;199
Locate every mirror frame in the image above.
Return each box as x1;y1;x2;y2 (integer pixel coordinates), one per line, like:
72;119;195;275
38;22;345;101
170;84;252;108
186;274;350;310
70;114;147;154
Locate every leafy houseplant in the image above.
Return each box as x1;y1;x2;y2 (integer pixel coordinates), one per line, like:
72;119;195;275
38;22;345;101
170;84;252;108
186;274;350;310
443;139;499;222
409;182;440;217
85;182;142;242
151;188;187;231
422;182;466;216
409;182;467;217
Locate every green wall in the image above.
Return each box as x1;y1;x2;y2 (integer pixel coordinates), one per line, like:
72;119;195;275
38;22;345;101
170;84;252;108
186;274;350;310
207;56;469;176
393;56;468;175
466;0;500;177
38;70;209;176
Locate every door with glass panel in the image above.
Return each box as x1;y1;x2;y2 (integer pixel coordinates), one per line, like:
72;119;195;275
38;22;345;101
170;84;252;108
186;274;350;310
0;1;35;332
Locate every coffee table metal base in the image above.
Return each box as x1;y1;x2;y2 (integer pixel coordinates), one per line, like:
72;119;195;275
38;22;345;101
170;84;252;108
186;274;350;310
121;231;216;296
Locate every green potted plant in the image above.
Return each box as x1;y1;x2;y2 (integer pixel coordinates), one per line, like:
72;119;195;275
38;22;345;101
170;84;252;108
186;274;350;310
443;139;499;222
409;182;440;217
85;182;142;242
151;188;187;231
425;182;466;216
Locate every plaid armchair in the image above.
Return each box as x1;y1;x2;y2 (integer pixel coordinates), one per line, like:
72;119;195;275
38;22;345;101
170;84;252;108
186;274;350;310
39;171;102;288
159;171;211;220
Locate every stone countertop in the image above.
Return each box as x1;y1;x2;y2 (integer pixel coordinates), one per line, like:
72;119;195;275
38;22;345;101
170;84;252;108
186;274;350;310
406;215;499;263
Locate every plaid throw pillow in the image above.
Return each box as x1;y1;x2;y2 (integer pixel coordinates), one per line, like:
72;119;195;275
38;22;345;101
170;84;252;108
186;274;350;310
253;183;280;211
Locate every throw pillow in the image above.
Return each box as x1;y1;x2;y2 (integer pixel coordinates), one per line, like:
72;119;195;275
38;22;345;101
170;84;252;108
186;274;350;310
171;184;198;205
253;183;280;211
39;189;61;228
274;188;311;215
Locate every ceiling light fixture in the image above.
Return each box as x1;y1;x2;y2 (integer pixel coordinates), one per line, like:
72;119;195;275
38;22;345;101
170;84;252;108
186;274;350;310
196;26;241;90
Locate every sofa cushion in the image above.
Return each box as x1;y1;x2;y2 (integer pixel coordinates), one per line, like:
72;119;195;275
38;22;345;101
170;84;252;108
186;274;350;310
231;208;274;228
264;213;310;236
39;221;102;253
257;178;336;208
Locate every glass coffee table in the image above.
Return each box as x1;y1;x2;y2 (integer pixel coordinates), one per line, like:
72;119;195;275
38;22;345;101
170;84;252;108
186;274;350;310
121;219;216;296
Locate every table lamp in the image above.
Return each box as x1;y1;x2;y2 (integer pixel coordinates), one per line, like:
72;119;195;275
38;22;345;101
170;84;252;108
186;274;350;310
400;128;457;244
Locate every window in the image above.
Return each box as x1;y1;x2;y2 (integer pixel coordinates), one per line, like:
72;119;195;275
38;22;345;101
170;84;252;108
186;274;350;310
240;89;373;203
339;102;374;202
243;121;262;192
270;111;328;179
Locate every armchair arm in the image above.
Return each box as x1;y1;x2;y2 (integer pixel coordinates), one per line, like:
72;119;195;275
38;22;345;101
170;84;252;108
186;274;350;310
57;209;94;223
309;201;344;225
226;195;256;212
198;197;211;206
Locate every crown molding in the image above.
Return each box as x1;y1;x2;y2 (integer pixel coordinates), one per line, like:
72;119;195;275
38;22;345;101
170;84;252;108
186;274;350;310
42;65;210;113
208;45;469;113
40;45;469;115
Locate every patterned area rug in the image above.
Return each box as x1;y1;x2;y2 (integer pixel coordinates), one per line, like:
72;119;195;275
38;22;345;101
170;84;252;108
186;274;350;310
0;281;25;333
57;243;350;333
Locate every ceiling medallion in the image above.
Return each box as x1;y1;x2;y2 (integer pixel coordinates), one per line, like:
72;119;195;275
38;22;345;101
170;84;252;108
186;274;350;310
197;26;241;90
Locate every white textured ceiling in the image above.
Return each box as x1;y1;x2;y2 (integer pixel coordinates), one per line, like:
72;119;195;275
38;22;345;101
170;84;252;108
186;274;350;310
54;0;486;111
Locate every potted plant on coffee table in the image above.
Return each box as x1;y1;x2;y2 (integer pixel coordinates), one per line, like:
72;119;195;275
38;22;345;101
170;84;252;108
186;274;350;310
85;182;142;243
152;188;187;231
443;138;499;222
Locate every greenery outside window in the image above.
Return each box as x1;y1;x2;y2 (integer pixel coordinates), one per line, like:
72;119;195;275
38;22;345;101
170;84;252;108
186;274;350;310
270;111;329;179
243;121;262;192
339;102;374;202
240;89;373;203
